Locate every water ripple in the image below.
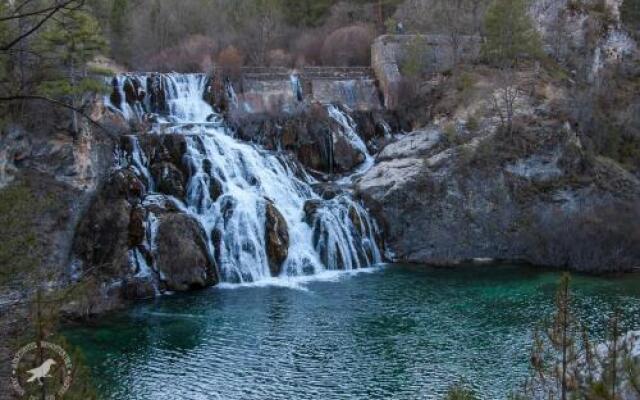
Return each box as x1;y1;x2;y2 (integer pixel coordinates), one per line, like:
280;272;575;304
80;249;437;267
65;264;640;400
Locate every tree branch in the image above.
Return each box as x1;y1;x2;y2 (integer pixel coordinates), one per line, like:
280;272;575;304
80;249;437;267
0;0;84;51
0;1;72;22
0;94;108;132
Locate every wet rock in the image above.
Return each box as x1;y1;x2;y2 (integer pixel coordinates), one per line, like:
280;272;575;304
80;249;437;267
161;135;188;174
209;176;224;202
110;77;122;107
211;228;223;266
147;74;167;113
220;195;237;225
264;202;289;277
151;162;185;199
155;214;217;291
74;198;131;277
281;123;298;148
332;132;366;172
136;134;189;178
311;183;341;200
123;78;137;105
129;205;146;247
348;205;364;236
107;168;146;203
303;199;324;224
122;277;156;300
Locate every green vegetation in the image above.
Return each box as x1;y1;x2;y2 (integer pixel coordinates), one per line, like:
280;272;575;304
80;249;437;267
443;275;640;399
280;0;337;27
520;275;640;399
482;0;542;66
35;9;107;96
401;35;427;77
0;181;48;286
622;0;640;33
35;8;107;133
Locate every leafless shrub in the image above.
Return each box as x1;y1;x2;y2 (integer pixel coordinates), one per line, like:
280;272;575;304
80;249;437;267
324;1;378;29
491;68;520;136
217;46;245;79
527;202;640;272
321;24;375;66
143;35;218;73
292;33;325;66
266;49;293;68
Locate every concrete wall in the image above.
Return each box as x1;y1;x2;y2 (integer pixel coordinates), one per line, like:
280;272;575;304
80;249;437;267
310;79;381;111
228;67;382;115
225;34;482;114
235;80;298;115
371;34;481;110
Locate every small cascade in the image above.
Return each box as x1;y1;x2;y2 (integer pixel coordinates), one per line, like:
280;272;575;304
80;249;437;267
326;104;375;181
290;73;303;102
109;73;383;285
108;73;221;127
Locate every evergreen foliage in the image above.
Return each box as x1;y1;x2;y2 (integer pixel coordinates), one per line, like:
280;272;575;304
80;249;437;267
401;35;428;77
33;8;107;132
482;0;542;66
621;0;640;37
35;9;107;98
279;0;337;27
0;182;48;286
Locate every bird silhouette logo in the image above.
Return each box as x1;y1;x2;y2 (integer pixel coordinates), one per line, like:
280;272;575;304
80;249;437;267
10;341;73;398
26;359;57;386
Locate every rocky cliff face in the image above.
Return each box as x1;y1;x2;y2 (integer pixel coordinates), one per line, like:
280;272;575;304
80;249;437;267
358;126;640;271
356;64;640;272
231;103;393;175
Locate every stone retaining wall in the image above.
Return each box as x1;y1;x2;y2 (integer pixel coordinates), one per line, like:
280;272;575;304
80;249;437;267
226;67;382;114
371;34;481;110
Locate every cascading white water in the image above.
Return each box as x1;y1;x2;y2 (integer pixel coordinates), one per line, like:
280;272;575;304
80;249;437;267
109;73;382;284
326;104;375;182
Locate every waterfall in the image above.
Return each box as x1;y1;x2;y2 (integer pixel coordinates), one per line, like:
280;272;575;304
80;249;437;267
326;104;375;182
290;73;303;102
108;73;382;284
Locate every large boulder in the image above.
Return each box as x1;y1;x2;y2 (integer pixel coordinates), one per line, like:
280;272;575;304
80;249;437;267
303;199;323;224
73;166;148;278
74;197;132;277
151;161;186;199
107;168;146;203
155;214;217;291
264;202;289;276
332;132;366;173
357;126;640;272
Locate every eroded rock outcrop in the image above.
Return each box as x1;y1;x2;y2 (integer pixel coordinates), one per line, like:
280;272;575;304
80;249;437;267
155;213;217;291
232;104;381;174
264;202;289;277
357;126;640;272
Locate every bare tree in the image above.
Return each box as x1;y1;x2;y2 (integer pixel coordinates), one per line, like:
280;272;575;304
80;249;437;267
491;68;519;136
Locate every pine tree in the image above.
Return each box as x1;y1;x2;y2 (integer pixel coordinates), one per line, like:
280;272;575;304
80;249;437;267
35;9;107;134
546;273;579;400
482;0;542;67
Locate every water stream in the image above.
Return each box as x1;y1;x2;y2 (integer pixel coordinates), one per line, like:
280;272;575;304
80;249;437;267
108;73;381;284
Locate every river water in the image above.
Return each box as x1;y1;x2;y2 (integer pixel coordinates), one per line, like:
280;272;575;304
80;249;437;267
64;264;640;399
